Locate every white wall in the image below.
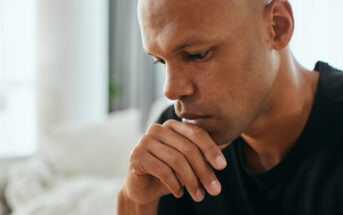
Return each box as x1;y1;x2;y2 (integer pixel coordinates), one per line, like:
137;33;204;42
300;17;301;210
290;0;343;69
36;0;109;139
0;0;109;156
0;0;37;157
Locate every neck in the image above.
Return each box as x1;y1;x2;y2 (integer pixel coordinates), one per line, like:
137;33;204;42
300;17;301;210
241;50;319;172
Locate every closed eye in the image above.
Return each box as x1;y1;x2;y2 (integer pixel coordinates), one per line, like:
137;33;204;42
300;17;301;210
187;50;210;61
151;49;210;65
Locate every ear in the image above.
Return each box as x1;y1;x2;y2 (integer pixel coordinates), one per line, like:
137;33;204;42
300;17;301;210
264;0;294;50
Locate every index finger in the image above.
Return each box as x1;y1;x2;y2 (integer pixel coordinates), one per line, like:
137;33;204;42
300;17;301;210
163;120;227;170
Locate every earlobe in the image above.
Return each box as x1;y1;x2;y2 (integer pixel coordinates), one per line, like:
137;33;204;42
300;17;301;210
268;0;294;50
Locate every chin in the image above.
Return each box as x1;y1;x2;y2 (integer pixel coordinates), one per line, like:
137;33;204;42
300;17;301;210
210;131;239;146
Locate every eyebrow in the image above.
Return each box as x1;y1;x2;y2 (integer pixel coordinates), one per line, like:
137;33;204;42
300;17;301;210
146;38;215;56
172;39;208;52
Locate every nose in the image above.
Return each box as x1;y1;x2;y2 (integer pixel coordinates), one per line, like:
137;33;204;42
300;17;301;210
163;63;195;101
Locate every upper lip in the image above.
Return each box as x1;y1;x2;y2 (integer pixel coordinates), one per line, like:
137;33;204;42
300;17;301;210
178;112;210;120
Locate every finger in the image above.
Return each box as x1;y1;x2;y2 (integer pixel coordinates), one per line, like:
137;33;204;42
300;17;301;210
148;124;222;196
163;120;227;170
133;147;184;199
145;138;206;202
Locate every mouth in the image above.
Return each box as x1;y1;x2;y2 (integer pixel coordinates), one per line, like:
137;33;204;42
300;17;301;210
179;112;212;128
179;112;210;120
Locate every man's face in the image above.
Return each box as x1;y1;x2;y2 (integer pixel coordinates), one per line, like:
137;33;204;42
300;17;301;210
138;0;277;145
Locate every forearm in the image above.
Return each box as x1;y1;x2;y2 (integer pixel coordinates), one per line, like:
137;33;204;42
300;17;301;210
117;188;159;215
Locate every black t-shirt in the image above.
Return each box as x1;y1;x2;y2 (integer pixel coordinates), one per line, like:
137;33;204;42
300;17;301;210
156;61;343;215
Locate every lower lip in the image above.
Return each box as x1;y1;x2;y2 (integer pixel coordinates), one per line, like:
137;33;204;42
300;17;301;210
182;117;212;128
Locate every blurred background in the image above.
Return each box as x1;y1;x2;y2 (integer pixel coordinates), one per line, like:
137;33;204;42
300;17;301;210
0;0;342;214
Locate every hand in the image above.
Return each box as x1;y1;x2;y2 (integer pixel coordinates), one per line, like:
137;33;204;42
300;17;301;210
121;119;227;205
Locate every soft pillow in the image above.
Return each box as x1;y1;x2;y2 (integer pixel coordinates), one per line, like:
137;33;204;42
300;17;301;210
5;158;53;210
10;176;123;215
40;109;142;177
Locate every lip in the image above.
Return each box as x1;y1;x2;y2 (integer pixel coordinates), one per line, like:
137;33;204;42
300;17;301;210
178;112;210;120
179;112;212;128
182;118;212;129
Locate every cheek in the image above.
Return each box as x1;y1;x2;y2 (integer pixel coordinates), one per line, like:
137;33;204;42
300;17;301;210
192;38;273;112
203;48;271;117
194;65;228;102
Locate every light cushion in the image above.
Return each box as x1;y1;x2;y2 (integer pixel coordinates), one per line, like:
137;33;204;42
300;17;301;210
10;176;123;215
40;109;142;177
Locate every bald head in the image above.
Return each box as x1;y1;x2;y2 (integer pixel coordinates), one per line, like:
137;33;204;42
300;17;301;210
138;0;267;55
138;0;269;23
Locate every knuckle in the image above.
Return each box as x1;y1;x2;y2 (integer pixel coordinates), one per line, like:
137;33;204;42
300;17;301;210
138;134;154;147
193;178;200;188
170;153;185;167
129;147;143;162
206;144;219;156
130;135;153;161
128;155;143;174
202;167;216;183
147;123;162;134
129;161;140;174
163;119;177;127
182;143;198;155
159;166;173;179
188;177;200;190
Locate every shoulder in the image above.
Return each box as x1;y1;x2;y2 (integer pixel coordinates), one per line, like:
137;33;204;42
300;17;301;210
311;62;343;128
156;105;182;124
315;61;343;102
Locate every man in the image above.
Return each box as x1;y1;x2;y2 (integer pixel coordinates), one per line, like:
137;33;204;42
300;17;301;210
118;0;343;214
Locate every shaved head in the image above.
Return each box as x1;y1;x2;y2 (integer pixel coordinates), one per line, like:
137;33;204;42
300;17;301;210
138;0;264;55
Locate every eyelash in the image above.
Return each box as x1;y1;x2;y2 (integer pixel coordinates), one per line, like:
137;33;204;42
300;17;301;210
153;50;210;65
187;50;209;61
153;59;165;65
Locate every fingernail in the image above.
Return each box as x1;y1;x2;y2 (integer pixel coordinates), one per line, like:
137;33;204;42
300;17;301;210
211;180;221;195
195;189;204;201
216;155;227;169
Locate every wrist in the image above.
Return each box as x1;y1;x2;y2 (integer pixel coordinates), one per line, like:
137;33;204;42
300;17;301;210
118;186;159;215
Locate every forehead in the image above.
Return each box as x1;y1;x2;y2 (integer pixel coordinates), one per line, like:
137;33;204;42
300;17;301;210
138;0;250;53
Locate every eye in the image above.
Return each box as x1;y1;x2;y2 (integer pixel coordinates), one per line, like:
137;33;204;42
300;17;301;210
153;58;166;65
187;50;209;61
